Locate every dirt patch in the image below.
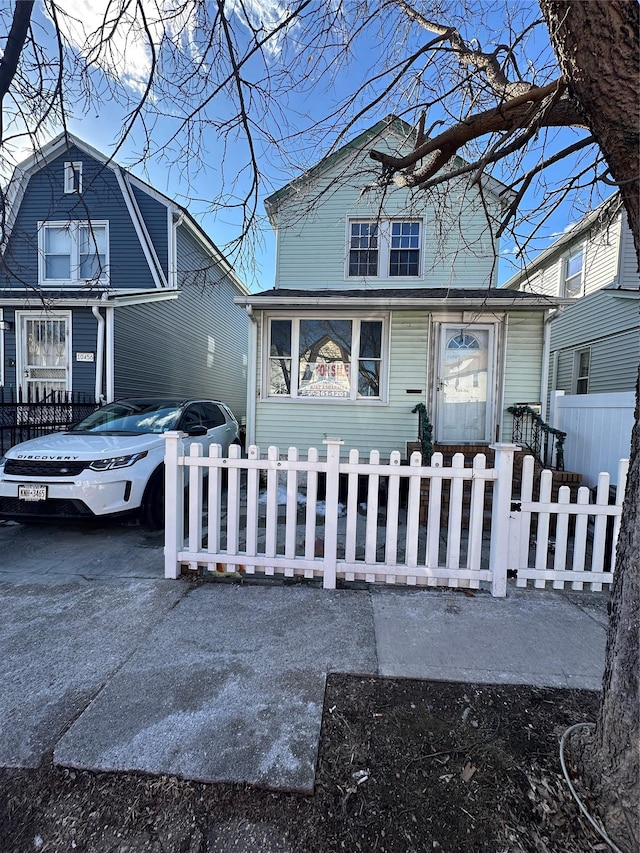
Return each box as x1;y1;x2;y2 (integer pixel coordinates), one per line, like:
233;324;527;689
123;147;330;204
0;676;605;852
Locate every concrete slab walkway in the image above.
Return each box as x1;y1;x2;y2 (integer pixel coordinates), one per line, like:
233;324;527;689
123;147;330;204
0;558;608;793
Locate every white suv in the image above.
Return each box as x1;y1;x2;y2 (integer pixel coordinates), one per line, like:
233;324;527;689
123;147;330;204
0;398;240;528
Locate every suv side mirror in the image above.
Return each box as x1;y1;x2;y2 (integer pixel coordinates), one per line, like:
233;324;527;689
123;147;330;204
186;424;207;437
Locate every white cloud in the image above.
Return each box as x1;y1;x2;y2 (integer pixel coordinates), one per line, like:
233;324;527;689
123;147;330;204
227;0;298;56
52;0;200;95
53;0;296;95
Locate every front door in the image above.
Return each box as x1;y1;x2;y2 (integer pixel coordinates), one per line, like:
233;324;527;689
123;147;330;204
17;312;71;401
436;324;495;443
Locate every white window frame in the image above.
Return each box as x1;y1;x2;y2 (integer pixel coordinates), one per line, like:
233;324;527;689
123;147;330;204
346;218;423;280
265;314;389;403
562;246;584;297
64;161;83;194
573;347;591;394
38;220;109;287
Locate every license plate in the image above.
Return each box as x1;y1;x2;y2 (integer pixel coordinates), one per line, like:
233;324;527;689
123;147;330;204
18;485;48;502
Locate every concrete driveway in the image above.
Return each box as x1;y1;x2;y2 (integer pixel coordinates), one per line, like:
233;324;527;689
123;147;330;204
0;517;164;583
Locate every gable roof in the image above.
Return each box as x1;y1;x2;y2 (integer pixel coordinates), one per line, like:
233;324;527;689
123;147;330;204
502;193;624;291
1;132;249;295
264;115;513;223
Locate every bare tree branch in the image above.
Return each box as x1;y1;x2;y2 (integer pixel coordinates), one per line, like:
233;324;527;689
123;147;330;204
0;0;35;141
394;0;532;100
370;78;581;188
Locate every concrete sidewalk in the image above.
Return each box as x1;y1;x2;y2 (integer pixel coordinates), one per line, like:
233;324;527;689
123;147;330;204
0;573;608;794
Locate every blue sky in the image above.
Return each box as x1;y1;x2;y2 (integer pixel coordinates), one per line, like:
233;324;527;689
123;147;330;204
3;0;613;291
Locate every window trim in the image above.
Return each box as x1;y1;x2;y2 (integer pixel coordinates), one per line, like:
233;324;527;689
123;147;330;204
265;314;389;403
38;220;109;287
64;161;83;194
562;246;584;297
346;218;423;280
573;347;591;394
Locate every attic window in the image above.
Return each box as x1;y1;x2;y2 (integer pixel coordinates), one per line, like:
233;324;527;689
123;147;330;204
64;161;82;194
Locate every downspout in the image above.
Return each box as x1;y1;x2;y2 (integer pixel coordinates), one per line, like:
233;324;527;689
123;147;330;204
245;304;257;447
105;304;115;402
497;315;508;442
91;302;105;404
541;308;562;422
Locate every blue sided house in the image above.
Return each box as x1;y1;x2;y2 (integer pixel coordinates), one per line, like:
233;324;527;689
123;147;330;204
0;133;249;423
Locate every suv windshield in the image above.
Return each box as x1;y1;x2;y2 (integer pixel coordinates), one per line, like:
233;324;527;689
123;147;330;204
71;400;184;434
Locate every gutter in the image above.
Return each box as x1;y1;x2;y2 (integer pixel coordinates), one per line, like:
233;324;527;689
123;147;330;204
235;295;573;311
110;290;181;307
0;290;180;308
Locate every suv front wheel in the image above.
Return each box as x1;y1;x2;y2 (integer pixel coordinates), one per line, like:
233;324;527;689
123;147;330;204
140;466;165;530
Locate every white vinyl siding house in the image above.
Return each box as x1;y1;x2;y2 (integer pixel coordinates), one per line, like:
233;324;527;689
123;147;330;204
504;193;639;407
550;289;640;396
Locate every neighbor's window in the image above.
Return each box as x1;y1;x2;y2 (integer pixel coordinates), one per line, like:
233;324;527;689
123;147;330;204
348;219;422;278
64;161;83;194
39;221;108;284
267;317;385;400
563;248;583;296
574;348;590;394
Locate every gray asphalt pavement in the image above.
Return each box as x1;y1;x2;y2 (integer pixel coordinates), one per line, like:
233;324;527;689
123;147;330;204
0;519;609;793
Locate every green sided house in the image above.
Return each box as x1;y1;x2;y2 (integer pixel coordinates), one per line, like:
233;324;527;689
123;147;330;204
237;117;569;457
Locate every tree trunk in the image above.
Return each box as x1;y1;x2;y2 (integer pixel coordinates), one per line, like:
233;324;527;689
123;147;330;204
539;0;640;257
539;3;639;849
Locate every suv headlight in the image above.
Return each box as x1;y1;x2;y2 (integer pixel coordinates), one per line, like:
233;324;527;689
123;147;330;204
89;451;148;471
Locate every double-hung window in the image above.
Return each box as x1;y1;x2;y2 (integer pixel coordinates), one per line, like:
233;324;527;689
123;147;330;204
267;317;385;400
39;221;108;285
389;222;420;276
349;223;379;276
348;219;422;278
562;248;583;296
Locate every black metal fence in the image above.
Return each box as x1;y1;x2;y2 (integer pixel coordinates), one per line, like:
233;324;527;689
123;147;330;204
508;404;566;471
0;388;98;454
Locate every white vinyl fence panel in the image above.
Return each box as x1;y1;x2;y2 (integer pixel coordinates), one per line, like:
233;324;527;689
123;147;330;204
552;390;634;487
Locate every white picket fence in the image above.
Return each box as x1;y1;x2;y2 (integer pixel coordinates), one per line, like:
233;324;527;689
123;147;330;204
508;455;628;591
163;433;628;596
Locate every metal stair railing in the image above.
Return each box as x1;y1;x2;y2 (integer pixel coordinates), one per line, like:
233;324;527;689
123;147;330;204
508;404;566;471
